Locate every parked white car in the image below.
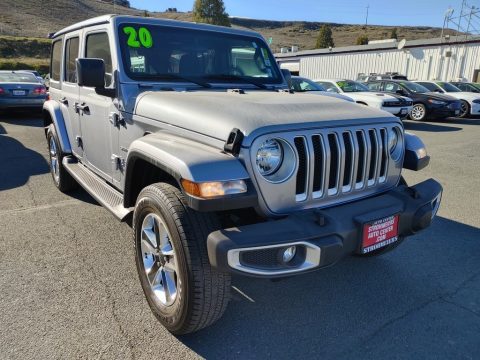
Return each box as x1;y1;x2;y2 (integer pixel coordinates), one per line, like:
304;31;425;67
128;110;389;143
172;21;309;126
290;76;354;102
316;79;413;118
415;81;480;118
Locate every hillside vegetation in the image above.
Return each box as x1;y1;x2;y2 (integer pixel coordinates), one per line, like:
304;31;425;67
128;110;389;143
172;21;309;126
0;0;457;74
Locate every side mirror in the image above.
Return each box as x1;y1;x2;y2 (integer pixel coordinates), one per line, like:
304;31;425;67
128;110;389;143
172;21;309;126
77;58;106;88
396;89;406;96
281;69;293;89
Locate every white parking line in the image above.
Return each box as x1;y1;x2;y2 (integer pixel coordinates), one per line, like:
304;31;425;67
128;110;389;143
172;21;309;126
0;199;83;216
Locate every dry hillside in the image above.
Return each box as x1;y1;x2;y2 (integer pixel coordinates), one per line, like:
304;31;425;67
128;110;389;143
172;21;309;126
0;0;457;50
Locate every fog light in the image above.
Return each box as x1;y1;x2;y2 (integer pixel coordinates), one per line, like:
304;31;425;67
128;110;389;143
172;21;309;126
281;246;297;263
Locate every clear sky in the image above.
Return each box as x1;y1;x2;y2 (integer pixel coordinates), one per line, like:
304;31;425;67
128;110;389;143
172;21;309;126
129;0;469;27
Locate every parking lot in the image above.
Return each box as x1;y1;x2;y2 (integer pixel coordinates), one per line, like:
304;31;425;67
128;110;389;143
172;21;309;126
0;113;479;359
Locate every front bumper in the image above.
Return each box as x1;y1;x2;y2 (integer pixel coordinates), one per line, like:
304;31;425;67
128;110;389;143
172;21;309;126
207;179;442;277
381;105;412;117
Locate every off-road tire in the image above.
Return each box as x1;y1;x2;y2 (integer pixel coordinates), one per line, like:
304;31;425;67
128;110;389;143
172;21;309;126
133;183;231;335
46;124;77;192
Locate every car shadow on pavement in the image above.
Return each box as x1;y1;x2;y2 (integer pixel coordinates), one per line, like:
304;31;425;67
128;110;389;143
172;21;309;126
0;122;6;135
0;111;44;128
179;216;480;359
0;134;49;191
403;120;462;132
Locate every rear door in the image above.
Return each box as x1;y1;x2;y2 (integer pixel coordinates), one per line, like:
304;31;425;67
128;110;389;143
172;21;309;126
78;28;117;182
61;32;83;158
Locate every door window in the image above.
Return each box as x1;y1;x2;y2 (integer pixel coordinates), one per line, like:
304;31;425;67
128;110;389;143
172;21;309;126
85;32;113;87
64;37;79;83
50;40;62;81
367;82;382;91
384;82;400;92
317;81;339;93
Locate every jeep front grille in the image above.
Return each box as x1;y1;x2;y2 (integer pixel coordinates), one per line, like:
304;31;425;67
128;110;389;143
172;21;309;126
294;127;390;202
249;123;403;215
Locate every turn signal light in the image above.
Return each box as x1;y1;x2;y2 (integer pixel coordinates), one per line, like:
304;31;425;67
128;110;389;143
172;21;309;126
181;179;247;198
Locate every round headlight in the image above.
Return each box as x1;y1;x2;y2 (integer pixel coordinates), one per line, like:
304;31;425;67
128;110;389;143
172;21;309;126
388;128;399;154
256;139;283;176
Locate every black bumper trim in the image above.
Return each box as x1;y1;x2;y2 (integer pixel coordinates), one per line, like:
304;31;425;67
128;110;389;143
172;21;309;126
207;179;442;277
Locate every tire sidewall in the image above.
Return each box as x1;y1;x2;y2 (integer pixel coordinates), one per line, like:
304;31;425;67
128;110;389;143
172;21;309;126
46;126;61;188
410;103;426;121
460;100;470;118
133;194;190;333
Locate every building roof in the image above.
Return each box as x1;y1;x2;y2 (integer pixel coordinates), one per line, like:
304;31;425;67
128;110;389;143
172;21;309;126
275;34;480;60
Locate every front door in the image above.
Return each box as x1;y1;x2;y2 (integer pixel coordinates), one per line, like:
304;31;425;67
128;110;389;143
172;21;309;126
79;30;116;182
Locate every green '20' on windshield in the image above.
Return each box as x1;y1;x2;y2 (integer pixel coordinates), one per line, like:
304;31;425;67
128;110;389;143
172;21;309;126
123;26;153;48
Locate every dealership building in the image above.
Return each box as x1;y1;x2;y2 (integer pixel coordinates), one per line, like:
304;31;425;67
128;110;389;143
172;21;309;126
276;35;480;83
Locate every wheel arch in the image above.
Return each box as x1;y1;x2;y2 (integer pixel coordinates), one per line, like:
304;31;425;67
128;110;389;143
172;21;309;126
42;100;72;154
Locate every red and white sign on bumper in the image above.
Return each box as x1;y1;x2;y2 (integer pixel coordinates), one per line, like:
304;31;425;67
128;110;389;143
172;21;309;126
362;215;400;254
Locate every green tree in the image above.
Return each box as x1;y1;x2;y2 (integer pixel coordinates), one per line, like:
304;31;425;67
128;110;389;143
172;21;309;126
316;24;335;49
390;28;398;40
193;0;231;27
356;35;369;45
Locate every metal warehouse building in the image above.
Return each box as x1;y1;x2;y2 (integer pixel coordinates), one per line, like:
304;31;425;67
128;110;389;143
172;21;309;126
276;35;480;83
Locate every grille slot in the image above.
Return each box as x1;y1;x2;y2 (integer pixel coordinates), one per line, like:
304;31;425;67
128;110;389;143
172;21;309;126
312;135;324;193
327;133;340;191
291;126;396;203
294;137;308;199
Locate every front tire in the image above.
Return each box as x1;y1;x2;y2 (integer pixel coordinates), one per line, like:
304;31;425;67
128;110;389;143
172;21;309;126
409;103;427;121
46;125;77;192
459;100;470;118
133;183;231;335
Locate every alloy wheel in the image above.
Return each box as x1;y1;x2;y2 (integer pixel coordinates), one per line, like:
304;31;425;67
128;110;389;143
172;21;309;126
140;213;178;307
411;104;425;121
49;136;60;183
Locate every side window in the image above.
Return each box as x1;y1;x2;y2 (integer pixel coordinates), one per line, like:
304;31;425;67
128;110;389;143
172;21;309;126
367;82;382;91
50;40;62;81
384;82;400;92
318;82;339;93
64;37;79;83
85;32;113;87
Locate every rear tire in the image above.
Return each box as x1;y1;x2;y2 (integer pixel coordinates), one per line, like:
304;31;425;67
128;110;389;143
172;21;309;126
46;125;77;192
133;183;231;335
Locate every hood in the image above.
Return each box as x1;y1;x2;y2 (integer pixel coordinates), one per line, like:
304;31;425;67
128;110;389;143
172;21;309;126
343;92;398;104
447;92;480;102
305;91;355;102
135;90;393;142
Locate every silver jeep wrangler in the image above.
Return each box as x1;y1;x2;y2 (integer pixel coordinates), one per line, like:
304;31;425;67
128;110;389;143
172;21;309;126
43;15;442;334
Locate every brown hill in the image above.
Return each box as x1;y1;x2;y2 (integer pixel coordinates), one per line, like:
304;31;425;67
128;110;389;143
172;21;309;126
0;0;457;51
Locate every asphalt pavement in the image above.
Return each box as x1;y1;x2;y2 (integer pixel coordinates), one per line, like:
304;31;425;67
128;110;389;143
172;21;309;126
1;113;479;360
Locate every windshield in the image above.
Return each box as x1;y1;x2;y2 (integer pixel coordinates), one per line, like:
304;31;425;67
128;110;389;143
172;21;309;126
0;72;39;83
336;80;369;92
291;77;325;92
118;24;282;85
437;82;462;92
399;81;429;93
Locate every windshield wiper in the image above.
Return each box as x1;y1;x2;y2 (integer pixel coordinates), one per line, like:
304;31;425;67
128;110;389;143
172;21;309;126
145;73;212;88
206;74;271;90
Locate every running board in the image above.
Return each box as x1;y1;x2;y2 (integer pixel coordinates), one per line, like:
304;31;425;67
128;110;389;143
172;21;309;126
63;157;132;221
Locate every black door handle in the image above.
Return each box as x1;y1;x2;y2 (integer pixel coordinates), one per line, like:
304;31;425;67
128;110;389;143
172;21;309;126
75;103;90;113
59;97;68;105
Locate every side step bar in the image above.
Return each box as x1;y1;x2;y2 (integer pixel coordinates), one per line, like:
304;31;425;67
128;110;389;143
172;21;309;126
63;157;132;221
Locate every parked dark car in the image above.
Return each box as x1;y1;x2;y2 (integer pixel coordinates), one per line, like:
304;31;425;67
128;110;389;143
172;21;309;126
0;71;47;112
367;80;461;121
450;82;480;93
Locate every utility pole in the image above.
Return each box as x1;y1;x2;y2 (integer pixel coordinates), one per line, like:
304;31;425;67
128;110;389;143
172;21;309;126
365;5;370;27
